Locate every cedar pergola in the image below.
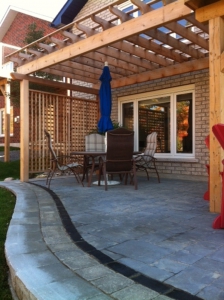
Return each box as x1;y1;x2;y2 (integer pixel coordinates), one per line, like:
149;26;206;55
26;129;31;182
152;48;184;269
0;0;224;213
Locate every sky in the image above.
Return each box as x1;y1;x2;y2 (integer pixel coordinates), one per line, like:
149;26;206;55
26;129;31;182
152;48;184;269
0;0;68;22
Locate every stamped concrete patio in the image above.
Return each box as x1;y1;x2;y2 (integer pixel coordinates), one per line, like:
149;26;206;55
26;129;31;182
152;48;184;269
2;173;224;300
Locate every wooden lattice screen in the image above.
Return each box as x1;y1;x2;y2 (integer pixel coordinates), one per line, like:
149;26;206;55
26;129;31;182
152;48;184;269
29;90;98;174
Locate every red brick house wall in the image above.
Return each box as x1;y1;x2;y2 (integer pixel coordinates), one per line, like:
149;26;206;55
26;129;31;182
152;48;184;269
2;13;55;47
0;12;57;145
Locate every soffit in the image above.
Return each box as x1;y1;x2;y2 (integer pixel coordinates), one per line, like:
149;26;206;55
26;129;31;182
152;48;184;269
51;0;88;28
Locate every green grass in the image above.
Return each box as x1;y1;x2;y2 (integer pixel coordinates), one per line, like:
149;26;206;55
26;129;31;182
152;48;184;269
0;147;20;152
0;188;16;300
0;161;20;181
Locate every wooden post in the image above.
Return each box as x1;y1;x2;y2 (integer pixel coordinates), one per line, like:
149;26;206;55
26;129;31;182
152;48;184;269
4;82;10;162
209;17;224;213
20;79;29;182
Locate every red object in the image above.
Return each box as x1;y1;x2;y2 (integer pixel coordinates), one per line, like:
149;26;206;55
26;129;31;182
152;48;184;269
204;135;210;201
212;124;224;229
203;164;210;201
212;124;224;149
213;159;224;229
205;134;210;149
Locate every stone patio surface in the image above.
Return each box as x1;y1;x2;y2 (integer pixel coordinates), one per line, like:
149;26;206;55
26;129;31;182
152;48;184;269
1;173;224;300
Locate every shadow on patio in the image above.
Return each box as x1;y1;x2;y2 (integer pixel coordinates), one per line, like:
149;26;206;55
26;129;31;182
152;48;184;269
32;173;224;300
2;173;224;300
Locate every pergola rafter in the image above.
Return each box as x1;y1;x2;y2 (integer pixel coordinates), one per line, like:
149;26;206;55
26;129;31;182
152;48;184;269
5;0;208;91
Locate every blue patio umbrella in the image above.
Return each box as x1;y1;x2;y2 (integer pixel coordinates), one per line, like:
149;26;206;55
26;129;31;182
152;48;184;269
97;63;114;133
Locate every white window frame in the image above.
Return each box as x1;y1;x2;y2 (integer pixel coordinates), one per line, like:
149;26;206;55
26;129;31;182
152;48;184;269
0;107;14;137
118;84;195;159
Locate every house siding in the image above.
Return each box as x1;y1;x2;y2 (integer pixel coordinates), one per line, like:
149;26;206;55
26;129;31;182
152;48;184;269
111;69;209;178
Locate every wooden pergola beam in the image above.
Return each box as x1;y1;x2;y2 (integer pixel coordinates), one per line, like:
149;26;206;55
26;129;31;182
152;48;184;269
10;72;99;95
195;1;224;22
220;51;224;72
17;1;192;75
0;81;11;162
209;16;224;213
0;78;8;86
20;80;29;181
131;0;209;51
110;57;209;88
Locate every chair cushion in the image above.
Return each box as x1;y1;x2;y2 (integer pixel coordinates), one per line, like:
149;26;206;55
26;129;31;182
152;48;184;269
85;134;106;151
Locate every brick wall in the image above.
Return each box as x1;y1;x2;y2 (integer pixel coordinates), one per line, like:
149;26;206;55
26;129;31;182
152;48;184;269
2;13;55;47
0;13;57;145
111;69;210;178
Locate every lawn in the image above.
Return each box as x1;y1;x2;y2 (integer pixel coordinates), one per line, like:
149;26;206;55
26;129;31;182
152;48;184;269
0;156;19;299
0;147;20;152
0;188;16;300
0;160;20;181
0;146;20;181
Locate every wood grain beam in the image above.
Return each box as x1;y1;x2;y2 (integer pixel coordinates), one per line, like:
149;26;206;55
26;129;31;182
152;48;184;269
17;1;192;75
59;60;123;78
131;0;209;51
5;0;125;60
209;16;224;213
72;56;134;77
10;57;23;66
0;79;8;86
41;67;98;84
109;57;209;88
63;26;153;72
220;51;224;72
74;22;148;73
42;63;102;82
27;49;43;58
38;43;55;53
146;27;206;59
110;6;188;63
20;79;29;181
10;72;99;94
92;14;172;67
50;37;68;49
185;14;209;33
195;1;224;22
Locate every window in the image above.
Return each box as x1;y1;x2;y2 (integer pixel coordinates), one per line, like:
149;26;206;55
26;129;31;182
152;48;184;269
119;85;195;158
0;107;14;137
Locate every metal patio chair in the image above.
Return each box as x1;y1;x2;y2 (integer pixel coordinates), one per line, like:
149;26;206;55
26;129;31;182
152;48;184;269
136;132;160;183
84;133;106;182
98;128;138;190
44;130;83;188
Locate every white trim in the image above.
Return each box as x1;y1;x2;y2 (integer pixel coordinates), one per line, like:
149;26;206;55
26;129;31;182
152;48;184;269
119;84;195;102
0;43;20;71
118;85;195;159
0;6;53;42
0;42;20;50
0;107;14;137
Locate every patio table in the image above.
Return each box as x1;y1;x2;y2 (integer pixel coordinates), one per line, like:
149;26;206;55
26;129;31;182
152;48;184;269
71;151;106;187
71;150;140;187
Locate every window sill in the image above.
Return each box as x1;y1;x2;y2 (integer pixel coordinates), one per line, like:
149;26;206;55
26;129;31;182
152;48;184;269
156;158;199;163
0;134;14;137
